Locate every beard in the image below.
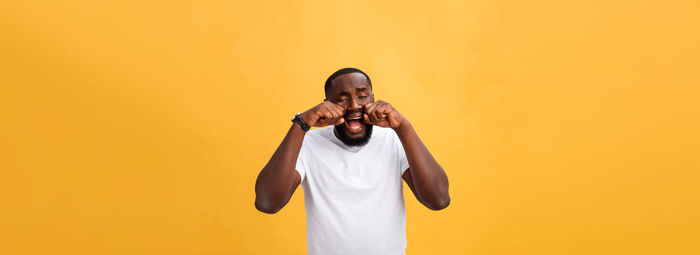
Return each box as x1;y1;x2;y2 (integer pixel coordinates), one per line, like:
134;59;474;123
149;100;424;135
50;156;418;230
334;123;373;147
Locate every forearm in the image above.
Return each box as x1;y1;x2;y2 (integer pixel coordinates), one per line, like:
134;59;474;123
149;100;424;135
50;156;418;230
394;122;450;209
254;123;305;213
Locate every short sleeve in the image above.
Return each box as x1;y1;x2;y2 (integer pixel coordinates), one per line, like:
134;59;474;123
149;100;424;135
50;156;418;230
294;143;307;181
395;133;410;175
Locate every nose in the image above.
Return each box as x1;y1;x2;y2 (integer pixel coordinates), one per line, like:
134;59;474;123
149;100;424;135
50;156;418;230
348;98;363;112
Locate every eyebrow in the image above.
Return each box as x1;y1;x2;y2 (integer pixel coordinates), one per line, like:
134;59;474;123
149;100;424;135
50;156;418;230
335;91;351;97
334;87;370;98
355;87;369;92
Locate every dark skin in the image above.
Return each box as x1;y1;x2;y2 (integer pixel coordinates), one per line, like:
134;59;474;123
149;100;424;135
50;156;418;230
254;72;450;214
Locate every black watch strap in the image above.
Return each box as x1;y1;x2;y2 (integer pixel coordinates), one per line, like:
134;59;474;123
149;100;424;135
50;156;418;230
292;112;310;132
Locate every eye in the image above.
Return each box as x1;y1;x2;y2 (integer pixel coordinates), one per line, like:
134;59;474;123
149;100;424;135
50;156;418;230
336;98;348;103
358;95;368;99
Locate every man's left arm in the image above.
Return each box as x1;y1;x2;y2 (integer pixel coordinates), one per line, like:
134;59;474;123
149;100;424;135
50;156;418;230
364;100;450;210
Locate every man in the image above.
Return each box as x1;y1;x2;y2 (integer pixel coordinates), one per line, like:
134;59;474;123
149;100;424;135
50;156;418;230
254;68;450;255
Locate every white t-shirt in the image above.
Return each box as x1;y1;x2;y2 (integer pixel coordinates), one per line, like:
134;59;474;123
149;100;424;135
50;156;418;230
295;125;410;255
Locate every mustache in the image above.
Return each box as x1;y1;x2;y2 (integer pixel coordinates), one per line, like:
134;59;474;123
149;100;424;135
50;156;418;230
343;110;365;118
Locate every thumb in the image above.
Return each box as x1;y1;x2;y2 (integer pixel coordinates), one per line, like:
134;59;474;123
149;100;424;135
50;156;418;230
363;114;371;124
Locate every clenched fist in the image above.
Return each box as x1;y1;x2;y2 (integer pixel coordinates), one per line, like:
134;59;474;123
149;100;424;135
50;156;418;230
363;100;406;129
300;100;346;127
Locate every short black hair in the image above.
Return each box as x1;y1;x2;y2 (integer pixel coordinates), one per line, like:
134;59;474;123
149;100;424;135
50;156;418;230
324;67;372;95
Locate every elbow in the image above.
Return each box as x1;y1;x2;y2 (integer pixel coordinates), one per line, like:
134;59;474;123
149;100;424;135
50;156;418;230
421;191;450;211
255;198;282;214
426;197;450;211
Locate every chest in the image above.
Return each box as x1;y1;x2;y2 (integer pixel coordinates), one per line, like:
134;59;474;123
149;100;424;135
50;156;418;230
303;142;402;195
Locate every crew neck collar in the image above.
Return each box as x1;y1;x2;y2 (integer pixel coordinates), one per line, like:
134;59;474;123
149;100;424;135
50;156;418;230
327;125;370;152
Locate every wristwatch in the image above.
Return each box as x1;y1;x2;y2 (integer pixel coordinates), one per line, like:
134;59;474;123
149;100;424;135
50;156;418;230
291;112;310;132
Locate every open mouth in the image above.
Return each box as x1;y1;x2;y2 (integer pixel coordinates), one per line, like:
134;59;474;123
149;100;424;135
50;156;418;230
343;115;364;133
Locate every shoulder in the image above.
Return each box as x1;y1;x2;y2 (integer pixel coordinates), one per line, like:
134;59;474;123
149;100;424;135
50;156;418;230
373;126;399;139
307;125;333;136
303;126;334;143
370;126;402;147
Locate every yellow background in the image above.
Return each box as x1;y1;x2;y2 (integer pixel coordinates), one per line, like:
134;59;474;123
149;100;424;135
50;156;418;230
1;0;699;254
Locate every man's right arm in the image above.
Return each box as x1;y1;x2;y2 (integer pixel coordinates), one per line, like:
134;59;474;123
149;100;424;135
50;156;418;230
254;123;306;214
254;101;345;214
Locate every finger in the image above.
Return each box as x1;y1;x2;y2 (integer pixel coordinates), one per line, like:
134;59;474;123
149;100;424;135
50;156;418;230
364;102;376;112
374;104;387;120
367;109;381;123
326;102;345;122
331;105;345;119
312;109;324;125
328;111;343;125
330;101;346;113
364;102;378;116
380;105;390;118
324;110;334;122
317;110;332;125
364;102;374;111
327;106;339;122
371;116;389;127
363;113;372;124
